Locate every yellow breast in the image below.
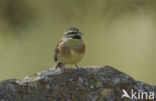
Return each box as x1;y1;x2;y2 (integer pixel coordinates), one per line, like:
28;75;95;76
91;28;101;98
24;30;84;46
59;50;84;64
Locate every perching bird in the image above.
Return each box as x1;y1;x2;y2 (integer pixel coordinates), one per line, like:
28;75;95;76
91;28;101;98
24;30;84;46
54;27;85;69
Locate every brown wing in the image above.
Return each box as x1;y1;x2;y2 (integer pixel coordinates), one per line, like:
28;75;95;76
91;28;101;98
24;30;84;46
54;40;71;62
54;40;62;62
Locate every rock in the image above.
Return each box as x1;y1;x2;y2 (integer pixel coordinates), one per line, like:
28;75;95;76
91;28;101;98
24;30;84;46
0;66;155;101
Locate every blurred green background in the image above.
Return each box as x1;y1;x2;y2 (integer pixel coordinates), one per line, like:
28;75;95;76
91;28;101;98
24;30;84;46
0;0;156;85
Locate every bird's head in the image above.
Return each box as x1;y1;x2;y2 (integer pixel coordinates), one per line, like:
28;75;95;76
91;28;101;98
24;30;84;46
64;27;83;39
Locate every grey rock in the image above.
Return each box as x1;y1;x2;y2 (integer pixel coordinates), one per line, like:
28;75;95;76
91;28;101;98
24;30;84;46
0;66;155;101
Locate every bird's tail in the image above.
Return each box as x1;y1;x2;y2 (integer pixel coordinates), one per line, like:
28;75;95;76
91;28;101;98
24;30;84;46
54;62;64;69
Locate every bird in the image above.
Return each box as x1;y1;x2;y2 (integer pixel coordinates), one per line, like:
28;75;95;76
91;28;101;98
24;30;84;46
54;27;85;69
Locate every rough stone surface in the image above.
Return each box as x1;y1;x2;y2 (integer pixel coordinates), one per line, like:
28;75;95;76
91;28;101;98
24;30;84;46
0;66;155;101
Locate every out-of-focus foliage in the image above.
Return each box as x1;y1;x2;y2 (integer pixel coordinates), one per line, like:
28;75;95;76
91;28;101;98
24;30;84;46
0;0;156;85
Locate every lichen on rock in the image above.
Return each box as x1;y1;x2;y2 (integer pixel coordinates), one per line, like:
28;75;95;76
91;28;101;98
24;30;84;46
0;66;155;101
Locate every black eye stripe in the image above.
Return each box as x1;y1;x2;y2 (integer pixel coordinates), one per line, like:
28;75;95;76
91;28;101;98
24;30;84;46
67;32;77;35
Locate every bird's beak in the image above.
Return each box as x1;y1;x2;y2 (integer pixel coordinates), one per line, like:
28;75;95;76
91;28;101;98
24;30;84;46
78;32;83;36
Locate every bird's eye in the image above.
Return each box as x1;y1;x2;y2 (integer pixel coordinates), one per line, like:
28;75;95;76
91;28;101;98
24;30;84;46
71;32;76;34
67;32;77;35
